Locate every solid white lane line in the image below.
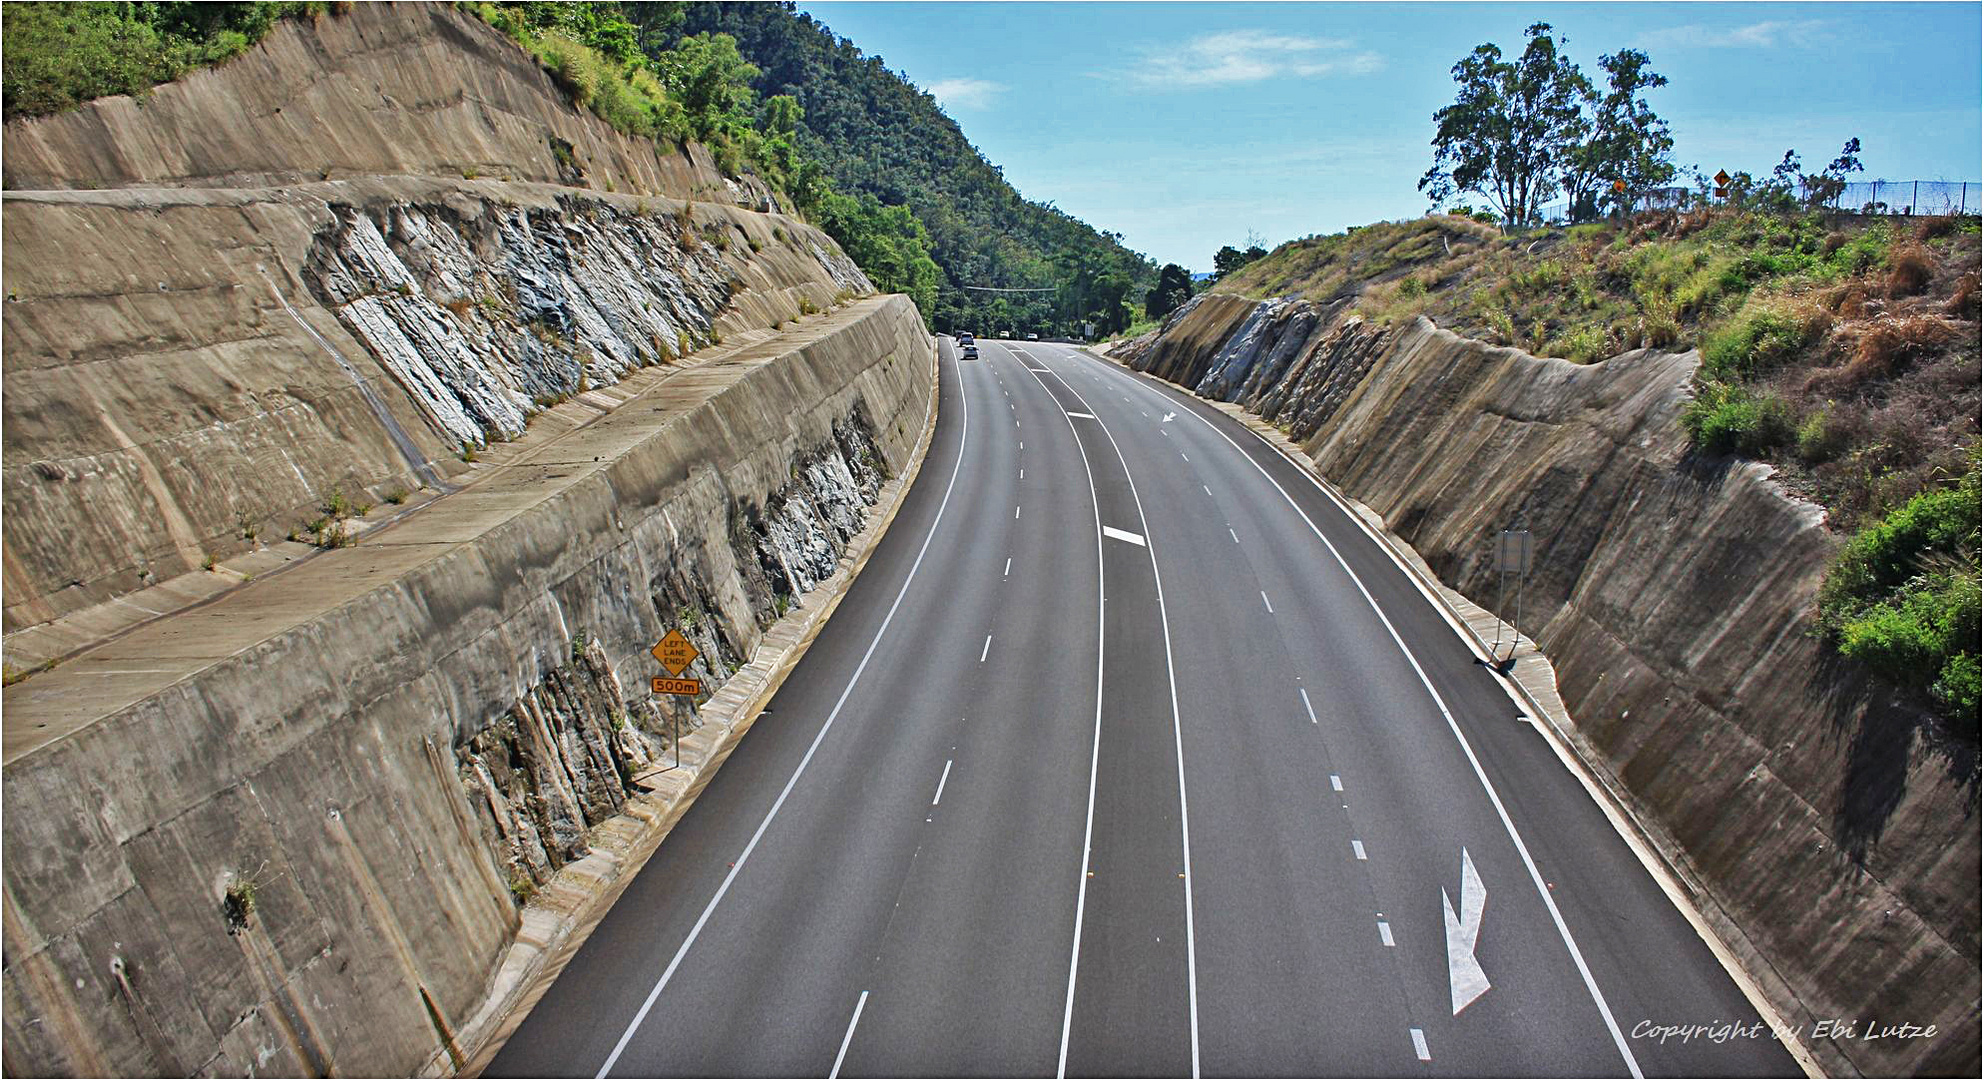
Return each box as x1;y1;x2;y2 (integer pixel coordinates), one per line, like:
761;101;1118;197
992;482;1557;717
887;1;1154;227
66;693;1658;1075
981;635;992;662
830;991;869;1079
1228;527;1238;543
1004;557;1012;578
1261;590;1274;614
1300;688;1319;725
1068;349;1645;1079
1101;525;1147;547
1378;919;1395;947
1027;359;1200;1079
1015;375;1108;1080
1410;1027;1430;1062
594;344;974;1079
1352;840;1368;860
1330;774;1343;792
932;759;953;805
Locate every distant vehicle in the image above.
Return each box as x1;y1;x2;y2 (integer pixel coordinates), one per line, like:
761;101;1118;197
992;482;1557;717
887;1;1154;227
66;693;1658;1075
1026;333;1039;341
962;344;979;359
958;332;975;345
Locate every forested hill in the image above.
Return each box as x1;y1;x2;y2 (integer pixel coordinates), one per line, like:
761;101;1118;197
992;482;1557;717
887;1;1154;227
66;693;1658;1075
664;1;1155;336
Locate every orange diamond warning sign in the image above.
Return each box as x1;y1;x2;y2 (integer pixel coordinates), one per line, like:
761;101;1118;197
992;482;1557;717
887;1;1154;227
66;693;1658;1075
651;629;699;676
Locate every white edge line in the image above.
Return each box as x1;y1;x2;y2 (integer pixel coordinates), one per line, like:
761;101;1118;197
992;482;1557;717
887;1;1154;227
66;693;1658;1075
593;338;972;1079
829;990;869;1078
1030;347;1200;1079
1062;347;1641;1079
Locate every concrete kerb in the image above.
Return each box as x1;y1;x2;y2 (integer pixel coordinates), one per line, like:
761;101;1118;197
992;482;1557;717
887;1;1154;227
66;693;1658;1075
446;333;943;1077
1077;345;1831;1079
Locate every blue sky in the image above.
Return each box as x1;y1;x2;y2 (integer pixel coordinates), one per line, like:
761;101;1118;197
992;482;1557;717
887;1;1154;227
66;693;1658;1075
797;2;1983;272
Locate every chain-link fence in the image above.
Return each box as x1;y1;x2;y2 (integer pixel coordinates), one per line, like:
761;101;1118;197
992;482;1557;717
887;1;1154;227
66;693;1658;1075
1831;180;1976;216
1532;180;1978;225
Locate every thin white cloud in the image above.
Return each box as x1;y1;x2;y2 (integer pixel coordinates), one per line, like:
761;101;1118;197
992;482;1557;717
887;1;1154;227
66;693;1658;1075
927;77;1007;111
1636;19;1832;50
1106;29;1385;88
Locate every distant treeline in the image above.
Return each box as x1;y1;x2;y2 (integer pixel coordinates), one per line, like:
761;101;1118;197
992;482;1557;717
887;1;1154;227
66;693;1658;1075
666;1;1156;337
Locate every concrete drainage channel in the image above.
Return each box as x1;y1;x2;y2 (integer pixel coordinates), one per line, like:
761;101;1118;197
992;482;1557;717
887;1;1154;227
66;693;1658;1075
447;340;943;1076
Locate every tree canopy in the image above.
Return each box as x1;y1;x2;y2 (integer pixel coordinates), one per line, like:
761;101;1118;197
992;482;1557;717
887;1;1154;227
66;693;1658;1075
654;1;1155;336
1420;24;1675;227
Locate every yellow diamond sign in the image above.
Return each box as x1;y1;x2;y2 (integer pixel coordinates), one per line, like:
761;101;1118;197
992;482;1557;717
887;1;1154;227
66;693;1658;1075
651;629;699;677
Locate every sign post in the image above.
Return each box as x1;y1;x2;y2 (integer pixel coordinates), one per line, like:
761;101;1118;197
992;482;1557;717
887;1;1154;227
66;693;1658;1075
649;630;703;771
1493;528;1533;666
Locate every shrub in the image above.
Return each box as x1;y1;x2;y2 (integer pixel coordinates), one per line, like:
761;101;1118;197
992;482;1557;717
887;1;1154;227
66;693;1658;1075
1700;302;1822;381
1821;471;1980;605
1682;382;1793;456
1795;407;1850;464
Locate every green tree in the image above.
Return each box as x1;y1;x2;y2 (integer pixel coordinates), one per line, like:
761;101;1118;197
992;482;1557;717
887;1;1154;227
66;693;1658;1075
1145;263;1193;320
1420;23;1592;227
1801;137;1864;209
1563;48;1674;219
1211;243;1267;280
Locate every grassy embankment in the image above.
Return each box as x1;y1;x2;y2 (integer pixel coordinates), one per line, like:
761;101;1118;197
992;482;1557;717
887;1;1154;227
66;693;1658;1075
1217;209;1981;732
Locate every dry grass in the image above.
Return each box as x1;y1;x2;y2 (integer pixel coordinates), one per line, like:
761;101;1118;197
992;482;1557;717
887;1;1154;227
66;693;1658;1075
1885;242;1937;297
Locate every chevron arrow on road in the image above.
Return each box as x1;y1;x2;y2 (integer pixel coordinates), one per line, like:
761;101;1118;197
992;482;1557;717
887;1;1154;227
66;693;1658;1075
1443;847;1490;1015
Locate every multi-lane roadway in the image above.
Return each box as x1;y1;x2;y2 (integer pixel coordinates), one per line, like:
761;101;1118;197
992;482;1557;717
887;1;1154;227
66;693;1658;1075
487;338;1803;1078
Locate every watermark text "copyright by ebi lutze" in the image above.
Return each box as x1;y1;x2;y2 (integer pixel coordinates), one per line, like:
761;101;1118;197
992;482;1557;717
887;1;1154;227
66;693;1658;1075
1630;1019;1939;1046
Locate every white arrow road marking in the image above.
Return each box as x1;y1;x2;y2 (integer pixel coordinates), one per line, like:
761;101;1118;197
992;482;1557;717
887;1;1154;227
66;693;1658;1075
1162;411;1177;422
1443;847;1490;1015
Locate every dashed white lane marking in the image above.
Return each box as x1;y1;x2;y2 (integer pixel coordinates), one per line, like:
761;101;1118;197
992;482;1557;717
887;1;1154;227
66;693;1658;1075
1352;840;1368;860
1066;411;1096;419
1181;452;1190;461
830;991;869;1078
1071;348;1646;1079
1101;525;1147;547
981;635;993;662
932;759;954;805
1020;469;1025;479
1300;688;1318;724
1410;1027;1430;1062
1015;505;1021;519
1330;774;1343;792
1004;557;1012;578
592;331;975;1079
1020;442;1025;450
1378;918;1396;947
1202;484;1213;497
1228;527;1238;543
1261;590;1274;614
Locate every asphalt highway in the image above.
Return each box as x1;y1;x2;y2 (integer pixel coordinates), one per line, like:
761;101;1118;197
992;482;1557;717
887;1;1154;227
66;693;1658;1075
485;338;1803;1079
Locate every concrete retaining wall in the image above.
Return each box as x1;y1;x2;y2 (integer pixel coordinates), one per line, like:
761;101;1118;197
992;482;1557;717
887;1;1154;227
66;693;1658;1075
1;295;934;1077
1117;295;1980;1076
